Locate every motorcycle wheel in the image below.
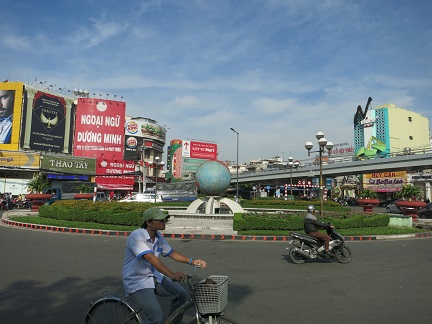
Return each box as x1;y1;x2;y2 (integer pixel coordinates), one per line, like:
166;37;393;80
288;245;306;264
333;245;353;264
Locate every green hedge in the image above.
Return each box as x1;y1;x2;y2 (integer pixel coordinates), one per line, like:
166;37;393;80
39;200;390;231
233;211;389;231
39;200;154;226
240;198;350;212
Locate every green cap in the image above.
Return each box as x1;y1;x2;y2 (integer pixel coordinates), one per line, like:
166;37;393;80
142;207;169;221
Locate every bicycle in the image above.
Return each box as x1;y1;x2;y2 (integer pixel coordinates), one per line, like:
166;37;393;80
84;267;238;324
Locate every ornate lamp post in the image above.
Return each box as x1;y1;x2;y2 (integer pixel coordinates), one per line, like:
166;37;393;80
287;157;300;199
305;132;333;217
148;156;165;203
230;128;240;202
137;145;146;193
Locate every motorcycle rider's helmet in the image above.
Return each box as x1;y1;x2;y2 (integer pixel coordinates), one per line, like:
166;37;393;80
307;205;315;213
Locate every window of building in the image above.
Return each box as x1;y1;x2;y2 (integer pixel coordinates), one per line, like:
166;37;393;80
408;116;412;122
409;136;413;140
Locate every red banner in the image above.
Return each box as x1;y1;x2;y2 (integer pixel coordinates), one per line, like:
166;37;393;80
73;98;134;189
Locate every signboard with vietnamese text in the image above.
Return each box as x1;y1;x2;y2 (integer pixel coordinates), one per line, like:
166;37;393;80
41;154;96;175
182;141;218;160
363;171;407;192
73;98;134;190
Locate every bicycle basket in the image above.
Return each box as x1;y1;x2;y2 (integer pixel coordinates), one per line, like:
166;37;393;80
194;275;228;314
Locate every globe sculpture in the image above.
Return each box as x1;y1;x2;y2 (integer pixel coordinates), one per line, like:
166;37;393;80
186;160;244;215
195;160;231;196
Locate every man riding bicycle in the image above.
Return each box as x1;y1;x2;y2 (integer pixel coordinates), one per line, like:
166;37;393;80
122;207;207;323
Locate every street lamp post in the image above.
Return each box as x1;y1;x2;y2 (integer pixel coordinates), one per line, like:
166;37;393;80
230;128;239;202
148;156;165;203
305;132;333;217
138;145;146;193
287;157;300;199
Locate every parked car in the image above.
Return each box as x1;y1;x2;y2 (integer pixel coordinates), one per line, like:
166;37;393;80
119;193;163;203
379;198;397;207
418;203;432;219
386;200;403;214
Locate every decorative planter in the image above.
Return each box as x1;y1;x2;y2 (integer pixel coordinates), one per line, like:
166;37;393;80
25;194;53;211
356;199;380;213
74;193;94;200
395;200;427;222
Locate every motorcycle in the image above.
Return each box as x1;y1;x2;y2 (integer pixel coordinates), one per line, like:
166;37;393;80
287;226;353;264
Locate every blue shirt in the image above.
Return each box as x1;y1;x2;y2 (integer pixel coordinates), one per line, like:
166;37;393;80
122;228;173;295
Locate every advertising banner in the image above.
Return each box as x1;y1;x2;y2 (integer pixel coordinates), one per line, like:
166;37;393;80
0;81;24;150
124;118;166;160
73;98;133;189
0;150;40;169
41;154;96;175
74;98;126;157
363;171;407;192
21;87;74;153
182;140;218;160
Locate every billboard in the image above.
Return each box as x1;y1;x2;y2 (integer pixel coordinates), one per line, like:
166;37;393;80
363;171;407;193
124;118;166;161
166;139;218;182
0;150;40;169
182;141;218;160
21;86;75;153
0;81;24;150
73;98;134;190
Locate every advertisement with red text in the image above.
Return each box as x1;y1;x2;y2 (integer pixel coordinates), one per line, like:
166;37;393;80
73;98;134;190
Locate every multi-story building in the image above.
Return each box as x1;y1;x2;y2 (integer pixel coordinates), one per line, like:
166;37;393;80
0;80;168;196
354;103;430;159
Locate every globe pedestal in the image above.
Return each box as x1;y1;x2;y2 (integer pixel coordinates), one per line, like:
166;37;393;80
186;196;244;214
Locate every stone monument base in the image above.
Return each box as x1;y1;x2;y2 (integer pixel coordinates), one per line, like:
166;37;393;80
186;196;244;214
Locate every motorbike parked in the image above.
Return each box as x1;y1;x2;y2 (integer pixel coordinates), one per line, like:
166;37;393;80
287;226;353;264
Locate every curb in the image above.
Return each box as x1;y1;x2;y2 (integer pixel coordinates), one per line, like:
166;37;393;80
2;218;380;241
2;214;431;241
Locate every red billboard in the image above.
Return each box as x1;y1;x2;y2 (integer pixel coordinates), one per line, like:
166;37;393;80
73;98;134;190
182;140;218;160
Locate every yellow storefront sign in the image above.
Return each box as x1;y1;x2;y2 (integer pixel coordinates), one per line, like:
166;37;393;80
363;171;407;193
0;151;40;169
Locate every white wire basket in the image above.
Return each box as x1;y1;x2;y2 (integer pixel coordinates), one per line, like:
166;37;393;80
194;275;228;314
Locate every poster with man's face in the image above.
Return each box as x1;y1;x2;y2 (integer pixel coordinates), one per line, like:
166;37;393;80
0;89;15;144
0;82;24;149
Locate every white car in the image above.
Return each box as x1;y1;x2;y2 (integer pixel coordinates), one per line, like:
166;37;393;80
119;193;163;203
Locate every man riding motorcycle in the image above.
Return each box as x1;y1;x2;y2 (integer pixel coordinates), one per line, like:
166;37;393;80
304;205;334;257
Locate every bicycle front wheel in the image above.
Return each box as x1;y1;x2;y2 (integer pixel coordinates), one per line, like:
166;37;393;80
187;315;239;324
85;297;141;324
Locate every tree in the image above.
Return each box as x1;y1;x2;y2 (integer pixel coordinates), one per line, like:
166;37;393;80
26;173;50;194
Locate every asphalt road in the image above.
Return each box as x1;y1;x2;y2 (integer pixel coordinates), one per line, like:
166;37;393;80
1;223;432;324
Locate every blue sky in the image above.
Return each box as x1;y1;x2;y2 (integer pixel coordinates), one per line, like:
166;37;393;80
2;0;431;165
